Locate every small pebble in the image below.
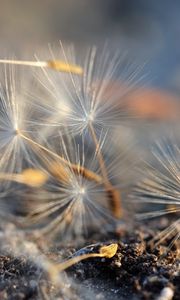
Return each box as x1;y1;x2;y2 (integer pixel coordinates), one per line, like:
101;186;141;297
156;287;174;300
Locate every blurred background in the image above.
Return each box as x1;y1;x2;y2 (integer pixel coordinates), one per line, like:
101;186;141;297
0;0;180;93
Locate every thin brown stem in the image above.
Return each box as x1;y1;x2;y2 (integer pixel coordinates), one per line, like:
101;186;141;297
46;243;118;284
88;123;122;218
54;243;118;272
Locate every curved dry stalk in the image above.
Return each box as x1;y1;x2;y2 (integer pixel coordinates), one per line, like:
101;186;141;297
89;123;122;218
49;243;118;279
0;59;83;75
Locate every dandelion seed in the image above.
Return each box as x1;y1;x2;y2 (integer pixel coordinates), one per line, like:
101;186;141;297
14;121;124;218
11;127;134;234
33;43;143;138
130;138;180;252
19;133;123;240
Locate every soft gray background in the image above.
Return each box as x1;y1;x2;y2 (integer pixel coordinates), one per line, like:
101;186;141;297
0;0;180;93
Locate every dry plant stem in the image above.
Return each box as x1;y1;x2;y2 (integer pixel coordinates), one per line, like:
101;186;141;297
49;243;118;276
0;59;83;75
57;253;102;271
18;131;102;184
89;123;122;218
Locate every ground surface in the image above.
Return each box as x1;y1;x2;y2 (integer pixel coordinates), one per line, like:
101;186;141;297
0;218;179;300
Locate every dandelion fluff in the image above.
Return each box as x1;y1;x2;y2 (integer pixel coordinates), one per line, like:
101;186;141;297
33;42;143;139
129;138;180;251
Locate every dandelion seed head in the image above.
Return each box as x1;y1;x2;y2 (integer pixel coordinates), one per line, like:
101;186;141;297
20;131;120;240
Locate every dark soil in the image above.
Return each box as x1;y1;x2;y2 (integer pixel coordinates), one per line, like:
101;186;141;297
0;218;179;300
